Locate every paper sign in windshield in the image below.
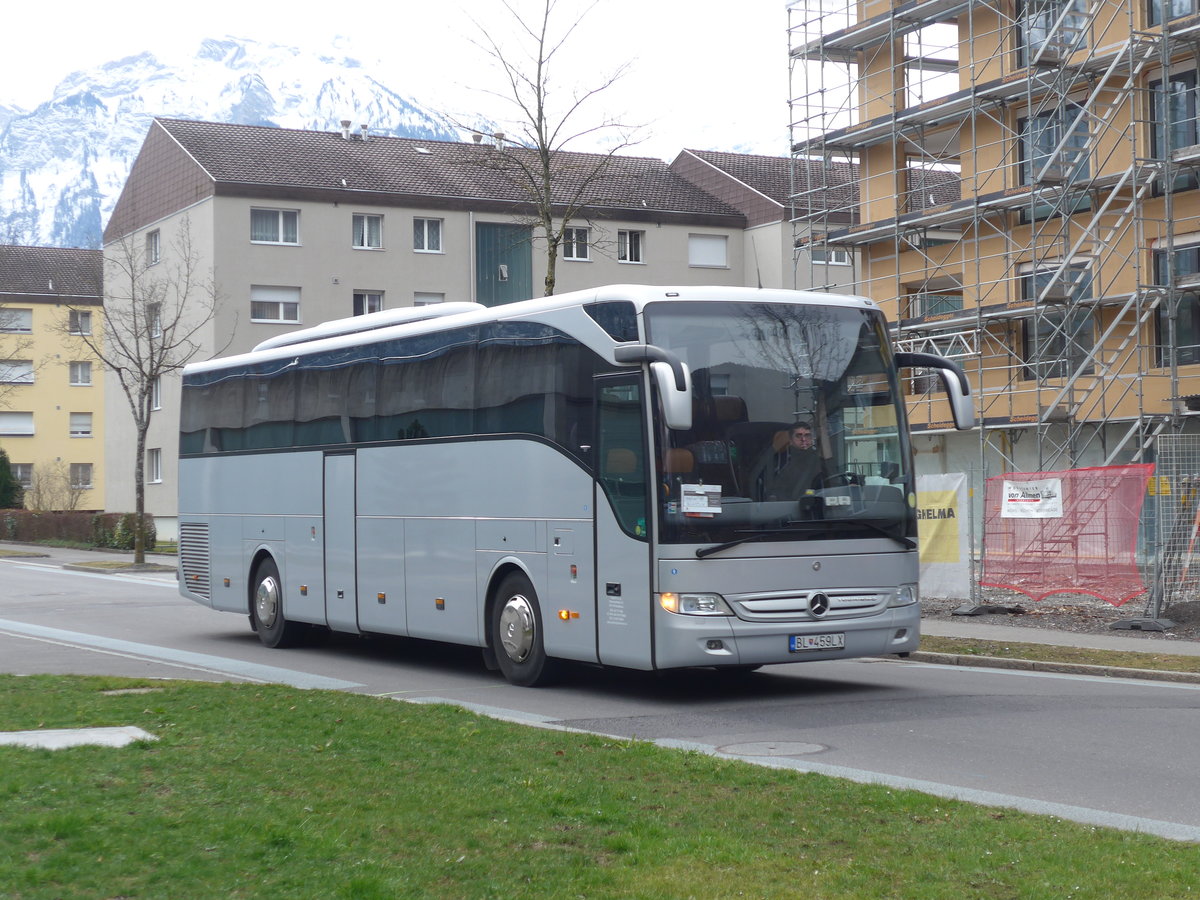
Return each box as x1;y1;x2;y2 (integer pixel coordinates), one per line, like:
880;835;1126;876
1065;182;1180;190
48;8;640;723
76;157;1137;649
681;484;721;517
1000;478;1064;518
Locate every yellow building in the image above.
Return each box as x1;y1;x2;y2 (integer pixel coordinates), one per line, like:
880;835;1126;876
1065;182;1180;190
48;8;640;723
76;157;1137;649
0;245;104;510
789;0;1200;475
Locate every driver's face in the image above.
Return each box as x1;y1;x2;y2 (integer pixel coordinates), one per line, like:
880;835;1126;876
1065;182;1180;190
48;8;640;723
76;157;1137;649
791;428;813;449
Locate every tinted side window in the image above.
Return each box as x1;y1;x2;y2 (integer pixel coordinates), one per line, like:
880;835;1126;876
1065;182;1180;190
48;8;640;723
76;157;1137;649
586;301;639;342
475;321;596;460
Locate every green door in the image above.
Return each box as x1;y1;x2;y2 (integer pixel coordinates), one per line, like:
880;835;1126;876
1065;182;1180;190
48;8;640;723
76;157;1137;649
475;222;533;307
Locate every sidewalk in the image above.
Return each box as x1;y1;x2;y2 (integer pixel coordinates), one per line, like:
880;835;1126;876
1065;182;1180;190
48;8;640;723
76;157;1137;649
0;542;177;581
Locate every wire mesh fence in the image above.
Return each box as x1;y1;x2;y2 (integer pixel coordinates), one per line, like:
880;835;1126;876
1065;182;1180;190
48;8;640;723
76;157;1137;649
1149;434;1200;620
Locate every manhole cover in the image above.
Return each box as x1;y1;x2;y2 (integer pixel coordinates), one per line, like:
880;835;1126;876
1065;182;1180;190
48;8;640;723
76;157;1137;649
717;741;825;757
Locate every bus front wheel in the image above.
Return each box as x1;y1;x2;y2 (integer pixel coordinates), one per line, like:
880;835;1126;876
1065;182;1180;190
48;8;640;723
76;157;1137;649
491;573;559;687
250;558;308;649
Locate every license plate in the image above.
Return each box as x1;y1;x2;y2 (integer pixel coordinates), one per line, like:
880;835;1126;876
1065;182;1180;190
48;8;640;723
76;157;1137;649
789;633;845;652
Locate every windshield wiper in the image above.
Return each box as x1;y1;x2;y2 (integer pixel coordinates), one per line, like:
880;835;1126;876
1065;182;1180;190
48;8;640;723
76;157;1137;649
695;531;777;559
695;520;914;559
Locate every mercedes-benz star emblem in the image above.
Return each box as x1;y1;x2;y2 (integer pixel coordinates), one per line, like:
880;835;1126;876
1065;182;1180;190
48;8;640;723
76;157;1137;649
808;592;831;618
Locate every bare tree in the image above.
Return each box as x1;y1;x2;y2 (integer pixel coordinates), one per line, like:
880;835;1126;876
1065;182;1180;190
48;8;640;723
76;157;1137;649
63;217;227;563
465;0;641;295
22;459;87;512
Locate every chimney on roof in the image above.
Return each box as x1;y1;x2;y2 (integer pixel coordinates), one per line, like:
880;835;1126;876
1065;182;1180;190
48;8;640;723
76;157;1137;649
341;120;352;140
493;132;505;151
472;132;483;144
360;123;369;142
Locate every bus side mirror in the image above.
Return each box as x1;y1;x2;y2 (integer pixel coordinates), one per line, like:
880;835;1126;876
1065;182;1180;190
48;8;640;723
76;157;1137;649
894;351;975;431
614;344;693;431
651;360;693;431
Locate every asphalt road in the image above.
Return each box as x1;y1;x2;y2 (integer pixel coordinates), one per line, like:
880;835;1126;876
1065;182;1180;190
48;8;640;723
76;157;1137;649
3;557;1200;842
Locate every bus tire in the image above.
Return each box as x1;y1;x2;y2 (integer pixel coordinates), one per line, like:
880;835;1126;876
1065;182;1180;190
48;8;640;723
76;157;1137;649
250;557;307;649
491;572;559;687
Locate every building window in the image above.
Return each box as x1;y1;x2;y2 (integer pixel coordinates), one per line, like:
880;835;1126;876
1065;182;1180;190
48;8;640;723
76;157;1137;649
1018;0;1088;65
810;246;851;265
151;376;162;411
146;229;161;265
0;411;34;436
69;412;93;437
250;286;301;323
148;302;162;338
69;361;92;386
1019;262;1094;380
250;208;300;244
688;234;729;268
353;214;383;249
353;291;384;316
1022;310;1095;381
1021;261;1093;305
1154;245;1200;366
1151;71;1199;192
414;292;445;306
904;290;964;319
11;463;32;489
1019;105;1089;187
146;449;162;484
617;230;644;263
413;218;442;252
0;308;33;334
563;227;590;261
1150;0;1198;25
70;463;93;490
0;360;34;384
68;310;92;335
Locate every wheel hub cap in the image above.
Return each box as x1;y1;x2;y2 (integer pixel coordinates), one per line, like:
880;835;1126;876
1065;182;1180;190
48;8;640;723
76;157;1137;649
498;595;535;663
255;576;280;627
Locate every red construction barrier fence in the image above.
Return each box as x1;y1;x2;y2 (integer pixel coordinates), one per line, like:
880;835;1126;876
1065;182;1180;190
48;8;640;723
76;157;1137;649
981;464;1153;606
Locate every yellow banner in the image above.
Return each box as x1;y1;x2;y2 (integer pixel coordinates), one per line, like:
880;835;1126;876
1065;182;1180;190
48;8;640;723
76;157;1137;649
917;488;961;564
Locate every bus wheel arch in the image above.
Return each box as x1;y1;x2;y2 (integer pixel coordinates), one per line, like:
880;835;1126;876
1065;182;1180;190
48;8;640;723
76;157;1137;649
488;567;560;687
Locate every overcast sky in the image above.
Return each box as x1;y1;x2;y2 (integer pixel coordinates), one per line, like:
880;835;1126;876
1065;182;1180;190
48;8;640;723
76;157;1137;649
4;0;795;159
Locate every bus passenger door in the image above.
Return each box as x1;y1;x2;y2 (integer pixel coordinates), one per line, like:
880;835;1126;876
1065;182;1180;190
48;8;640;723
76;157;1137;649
324;451;359;633
593;376;655;670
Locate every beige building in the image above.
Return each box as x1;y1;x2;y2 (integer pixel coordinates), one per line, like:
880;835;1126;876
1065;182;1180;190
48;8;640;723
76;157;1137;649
0;245;105;509
789;0;1200;477
105;119;848;536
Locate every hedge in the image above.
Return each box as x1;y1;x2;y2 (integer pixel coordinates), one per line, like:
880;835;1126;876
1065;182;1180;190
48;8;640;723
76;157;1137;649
0;511;157;550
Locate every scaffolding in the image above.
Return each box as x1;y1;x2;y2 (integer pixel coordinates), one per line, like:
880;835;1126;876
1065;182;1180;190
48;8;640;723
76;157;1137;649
788;0;1200;476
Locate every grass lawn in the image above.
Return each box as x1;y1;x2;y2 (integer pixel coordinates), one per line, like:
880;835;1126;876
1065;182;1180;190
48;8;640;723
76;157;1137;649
1;675;1197;899
919;635;1200;676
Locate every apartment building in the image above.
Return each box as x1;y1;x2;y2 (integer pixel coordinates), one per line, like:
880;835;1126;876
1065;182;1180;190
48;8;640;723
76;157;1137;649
789;0;1200;477
670;148;861;292
0;245;104;509
104;118;793;536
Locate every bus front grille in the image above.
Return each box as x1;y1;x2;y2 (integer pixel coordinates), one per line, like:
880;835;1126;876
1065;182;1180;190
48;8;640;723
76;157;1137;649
733;590;887;621
179;522;211;600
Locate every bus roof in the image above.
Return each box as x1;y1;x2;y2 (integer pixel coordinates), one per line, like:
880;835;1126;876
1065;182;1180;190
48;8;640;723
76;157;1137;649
185;285;878;376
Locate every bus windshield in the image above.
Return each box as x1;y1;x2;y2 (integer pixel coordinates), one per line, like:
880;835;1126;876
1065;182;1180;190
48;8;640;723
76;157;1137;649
644;300;915;548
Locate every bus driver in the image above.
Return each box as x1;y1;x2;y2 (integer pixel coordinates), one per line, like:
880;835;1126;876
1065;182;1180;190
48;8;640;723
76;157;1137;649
766;421;824;499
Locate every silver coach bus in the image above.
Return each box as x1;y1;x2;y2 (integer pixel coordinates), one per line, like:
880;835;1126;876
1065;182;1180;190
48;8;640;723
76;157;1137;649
178;285;973;686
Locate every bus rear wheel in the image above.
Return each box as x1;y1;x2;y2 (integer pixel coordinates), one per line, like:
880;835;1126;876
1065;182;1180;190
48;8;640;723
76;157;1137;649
491;573;559;687
250;558;308;649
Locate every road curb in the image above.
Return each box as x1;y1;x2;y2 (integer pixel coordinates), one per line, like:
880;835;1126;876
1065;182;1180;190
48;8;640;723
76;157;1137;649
909;651;1200;685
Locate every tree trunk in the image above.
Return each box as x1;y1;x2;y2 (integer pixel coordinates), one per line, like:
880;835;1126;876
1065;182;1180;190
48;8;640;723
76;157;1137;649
133;403;148;565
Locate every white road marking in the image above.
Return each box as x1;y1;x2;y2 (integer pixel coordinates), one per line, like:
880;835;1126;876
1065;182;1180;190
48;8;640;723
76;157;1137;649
0;619;362;690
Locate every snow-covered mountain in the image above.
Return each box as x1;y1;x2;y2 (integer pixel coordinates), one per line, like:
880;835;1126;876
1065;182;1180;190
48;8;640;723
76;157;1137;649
0;37;460;249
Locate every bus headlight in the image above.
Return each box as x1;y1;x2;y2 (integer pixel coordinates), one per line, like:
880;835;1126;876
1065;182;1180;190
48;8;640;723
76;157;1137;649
888;584;919;608
659;592;734;616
